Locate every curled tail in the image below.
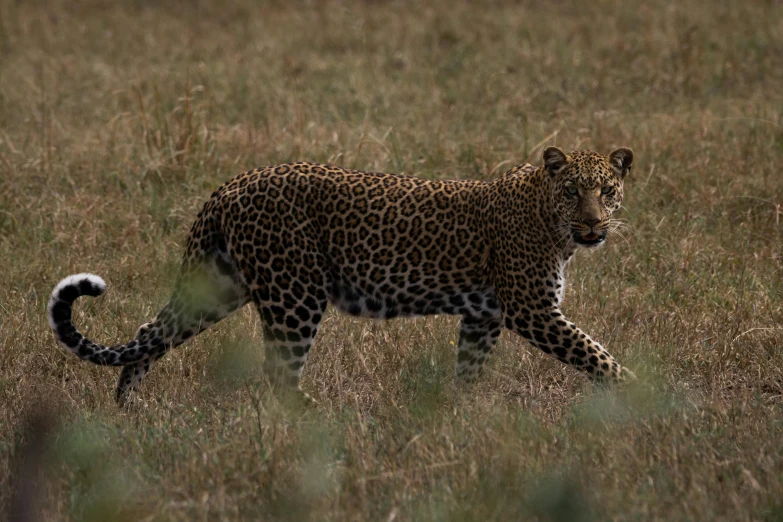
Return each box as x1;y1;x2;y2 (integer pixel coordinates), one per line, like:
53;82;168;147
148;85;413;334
47;273;155;366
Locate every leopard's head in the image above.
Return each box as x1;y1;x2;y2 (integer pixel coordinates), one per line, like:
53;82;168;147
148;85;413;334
544;147;633;248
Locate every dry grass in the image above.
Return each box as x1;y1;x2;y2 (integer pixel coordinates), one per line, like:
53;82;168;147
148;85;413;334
1;0;782;520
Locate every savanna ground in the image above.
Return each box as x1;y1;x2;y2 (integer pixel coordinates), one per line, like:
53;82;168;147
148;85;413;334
1;1;782;520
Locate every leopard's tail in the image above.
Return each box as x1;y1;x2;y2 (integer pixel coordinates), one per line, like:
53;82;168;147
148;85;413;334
47;273;153;366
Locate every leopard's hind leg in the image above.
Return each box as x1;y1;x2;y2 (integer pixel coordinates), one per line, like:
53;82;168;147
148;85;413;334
227;222;330;403
116;220;250;405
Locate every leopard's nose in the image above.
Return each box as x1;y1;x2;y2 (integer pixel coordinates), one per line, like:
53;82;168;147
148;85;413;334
583;218;600;228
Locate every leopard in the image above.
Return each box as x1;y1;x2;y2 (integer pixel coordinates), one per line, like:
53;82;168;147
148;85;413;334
47;146;636;405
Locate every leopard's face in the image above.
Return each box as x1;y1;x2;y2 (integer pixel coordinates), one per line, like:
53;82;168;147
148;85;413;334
543;147;633;248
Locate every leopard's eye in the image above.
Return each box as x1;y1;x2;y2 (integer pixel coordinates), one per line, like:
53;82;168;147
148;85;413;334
601;185;615;195
565;185;578;197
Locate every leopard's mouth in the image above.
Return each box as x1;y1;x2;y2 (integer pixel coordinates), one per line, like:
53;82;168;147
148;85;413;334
573;230;607;247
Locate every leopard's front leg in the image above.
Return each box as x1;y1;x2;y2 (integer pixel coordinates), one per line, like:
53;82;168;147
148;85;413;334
504;306;635;384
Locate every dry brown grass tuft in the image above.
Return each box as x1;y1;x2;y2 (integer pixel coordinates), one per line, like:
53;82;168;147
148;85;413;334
1;1;782;520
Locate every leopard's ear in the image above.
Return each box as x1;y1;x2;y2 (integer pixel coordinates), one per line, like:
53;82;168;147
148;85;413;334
608;147;633;178
543;147;568;175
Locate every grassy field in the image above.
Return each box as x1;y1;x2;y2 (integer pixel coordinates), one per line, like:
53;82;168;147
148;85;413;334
1;0;782;520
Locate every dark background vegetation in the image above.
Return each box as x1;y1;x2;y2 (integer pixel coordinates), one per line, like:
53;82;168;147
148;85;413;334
1;1;782;520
